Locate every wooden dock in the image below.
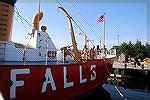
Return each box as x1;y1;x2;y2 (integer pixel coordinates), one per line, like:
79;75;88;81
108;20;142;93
111;61;150;80
113;61;150;70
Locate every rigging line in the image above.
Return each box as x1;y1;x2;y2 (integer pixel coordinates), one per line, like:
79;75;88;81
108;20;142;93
55;0;64;7
13;9;32;28
37;0;41;32
56;0;96;46
68;0;100;39
71;17;96;46
14;6;30;64
14;6;28;33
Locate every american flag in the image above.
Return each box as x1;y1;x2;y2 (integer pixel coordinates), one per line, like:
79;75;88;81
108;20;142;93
96;15;104;22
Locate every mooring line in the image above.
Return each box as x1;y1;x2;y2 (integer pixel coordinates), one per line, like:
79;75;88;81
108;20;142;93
104;58;127;100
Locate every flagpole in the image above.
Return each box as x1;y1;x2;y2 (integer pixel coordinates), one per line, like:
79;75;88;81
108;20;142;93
103;12;106;56
100;36;102;49
96;13;106;58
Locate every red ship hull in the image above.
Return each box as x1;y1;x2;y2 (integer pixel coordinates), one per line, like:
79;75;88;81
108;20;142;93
0;59;113;100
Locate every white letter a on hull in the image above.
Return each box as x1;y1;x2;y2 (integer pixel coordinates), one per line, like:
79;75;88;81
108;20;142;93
41;68;56;93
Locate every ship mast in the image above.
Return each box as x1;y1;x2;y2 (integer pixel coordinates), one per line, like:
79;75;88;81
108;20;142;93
58;6;82;62
37;0;41;32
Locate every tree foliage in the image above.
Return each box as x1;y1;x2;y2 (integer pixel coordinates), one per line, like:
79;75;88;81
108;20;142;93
111;40;150;61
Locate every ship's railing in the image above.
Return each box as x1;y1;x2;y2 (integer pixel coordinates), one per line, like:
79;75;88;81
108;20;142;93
0;44;116;65
0;48;76;65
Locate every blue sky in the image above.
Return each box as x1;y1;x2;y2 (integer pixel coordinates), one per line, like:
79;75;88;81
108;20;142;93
12;1;147;49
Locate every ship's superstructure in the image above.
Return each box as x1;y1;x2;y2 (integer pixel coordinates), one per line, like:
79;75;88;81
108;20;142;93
0;0;57;62
0;29;57;62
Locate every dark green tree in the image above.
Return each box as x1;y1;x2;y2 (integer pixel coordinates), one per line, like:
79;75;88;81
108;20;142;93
145;43;150;58
111;39;149;62
127;41;134;57
120;42;128;54
134;40;145;61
